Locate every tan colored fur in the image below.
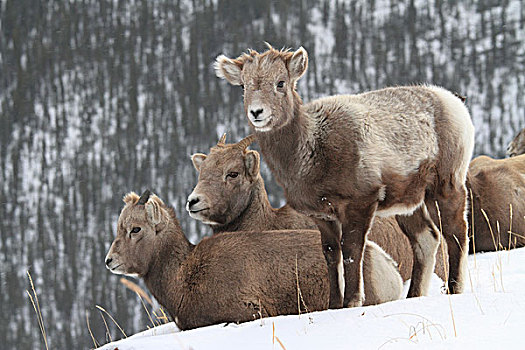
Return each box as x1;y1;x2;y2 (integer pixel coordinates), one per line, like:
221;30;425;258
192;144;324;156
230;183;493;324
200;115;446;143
105;191;402;330
467;154;525;252
188;136;404;305
216;45;473;307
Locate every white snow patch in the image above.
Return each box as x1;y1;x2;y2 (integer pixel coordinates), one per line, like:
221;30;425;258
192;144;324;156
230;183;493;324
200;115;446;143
98;248;525;349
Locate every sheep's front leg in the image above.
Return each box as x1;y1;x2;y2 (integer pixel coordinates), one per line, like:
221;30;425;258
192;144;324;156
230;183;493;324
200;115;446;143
340;205;377;307
313;218;343;309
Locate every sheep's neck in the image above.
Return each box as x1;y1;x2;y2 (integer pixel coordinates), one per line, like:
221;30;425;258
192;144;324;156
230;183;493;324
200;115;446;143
143;223;193;319
256;102;316;188
212;176;275;233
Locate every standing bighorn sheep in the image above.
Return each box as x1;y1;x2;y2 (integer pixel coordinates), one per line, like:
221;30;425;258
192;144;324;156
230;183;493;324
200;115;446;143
467;154;525;252
105;190;401;330
215;44;474;307
507;127;525;157
187;134;446;281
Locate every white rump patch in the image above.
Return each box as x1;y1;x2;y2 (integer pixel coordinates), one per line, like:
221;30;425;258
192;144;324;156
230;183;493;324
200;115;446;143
427;85;474;184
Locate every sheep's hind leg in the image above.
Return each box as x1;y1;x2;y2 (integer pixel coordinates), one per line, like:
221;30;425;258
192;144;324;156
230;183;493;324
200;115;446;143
313;219;344;309
396;204;440;297
428;185;469;294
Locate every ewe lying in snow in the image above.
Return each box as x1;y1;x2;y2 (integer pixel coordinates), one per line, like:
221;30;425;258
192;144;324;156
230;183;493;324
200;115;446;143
105;190;402;330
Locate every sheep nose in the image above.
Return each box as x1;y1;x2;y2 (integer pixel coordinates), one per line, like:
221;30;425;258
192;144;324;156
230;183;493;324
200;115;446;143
105;257;113;267
187;197;200;210
250;108;263;118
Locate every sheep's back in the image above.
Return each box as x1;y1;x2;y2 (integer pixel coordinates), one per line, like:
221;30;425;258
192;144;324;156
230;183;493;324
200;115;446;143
175;230;329;329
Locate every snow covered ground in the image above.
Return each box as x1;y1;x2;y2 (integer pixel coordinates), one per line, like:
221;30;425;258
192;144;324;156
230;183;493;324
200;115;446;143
99;248;525;349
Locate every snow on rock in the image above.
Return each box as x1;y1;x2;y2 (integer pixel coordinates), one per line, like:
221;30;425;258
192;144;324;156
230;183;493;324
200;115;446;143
99;248;525;349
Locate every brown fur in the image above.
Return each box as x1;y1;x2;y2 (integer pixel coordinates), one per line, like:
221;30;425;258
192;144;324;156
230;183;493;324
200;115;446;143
187;135;313;232
106;191;402;330
189;136;447;282
467;154;525;252
216;45;473;307
368;218;447;281
187;137;405;304
507;127;525;157
105;192;329;330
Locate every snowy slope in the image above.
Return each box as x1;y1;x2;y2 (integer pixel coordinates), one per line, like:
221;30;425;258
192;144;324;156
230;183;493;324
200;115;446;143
98;248;525;349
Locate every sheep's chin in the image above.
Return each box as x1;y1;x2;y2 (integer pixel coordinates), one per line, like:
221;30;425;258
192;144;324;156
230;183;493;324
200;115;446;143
109;266;140;278
250;116;273;131
188;211;219;225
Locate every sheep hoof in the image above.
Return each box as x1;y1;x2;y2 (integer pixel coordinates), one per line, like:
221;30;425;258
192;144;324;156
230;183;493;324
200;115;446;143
344;294;364;308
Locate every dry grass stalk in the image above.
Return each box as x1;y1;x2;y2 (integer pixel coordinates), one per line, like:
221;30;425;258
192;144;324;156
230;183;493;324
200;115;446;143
295;254;301;317
480;208;506;292
508;204;513;254
383;313;446;343
96;305;127;338
86;312;99;348
496;220;502;250
120;277;153;306
26;271;49;350
272;322;287;350
120;277;169;325
153;307;170;325
480;208;498;252
294;254;311;321
469;188;477;267
136;292;157;328
98;308;112;343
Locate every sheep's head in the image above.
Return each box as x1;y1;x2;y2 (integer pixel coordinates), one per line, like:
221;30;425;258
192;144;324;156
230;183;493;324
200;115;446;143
105;190;170;277
186;134;259;227
215;44;308;132
507;127;525;157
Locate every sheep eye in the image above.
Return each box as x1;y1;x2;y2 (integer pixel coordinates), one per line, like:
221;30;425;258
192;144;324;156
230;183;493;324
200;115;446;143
226;172;239;179
276;81;285;88
130;227;141;234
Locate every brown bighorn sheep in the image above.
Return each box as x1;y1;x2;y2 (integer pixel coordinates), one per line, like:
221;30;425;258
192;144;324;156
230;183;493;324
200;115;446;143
187;134;446;281
467;154;525;252
105;190;402;330
187;134;403;303
215;44;474;308
186;134;312;233
507;127;525;157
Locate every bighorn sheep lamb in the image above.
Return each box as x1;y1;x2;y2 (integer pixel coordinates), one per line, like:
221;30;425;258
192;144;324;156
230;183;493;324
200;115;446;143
507;127;525;157
105;190;401;330
215;44;474;308
187;134;446;281
467;154;525;252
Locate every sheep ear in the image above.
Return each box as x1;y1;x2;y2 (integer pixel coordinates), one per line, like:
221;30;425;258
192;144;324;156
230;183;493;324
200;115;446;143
288;47;308;82
123;192;139;205
191;153;207;172
214;55;243;85
145;195;165;226
244;150;260;178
